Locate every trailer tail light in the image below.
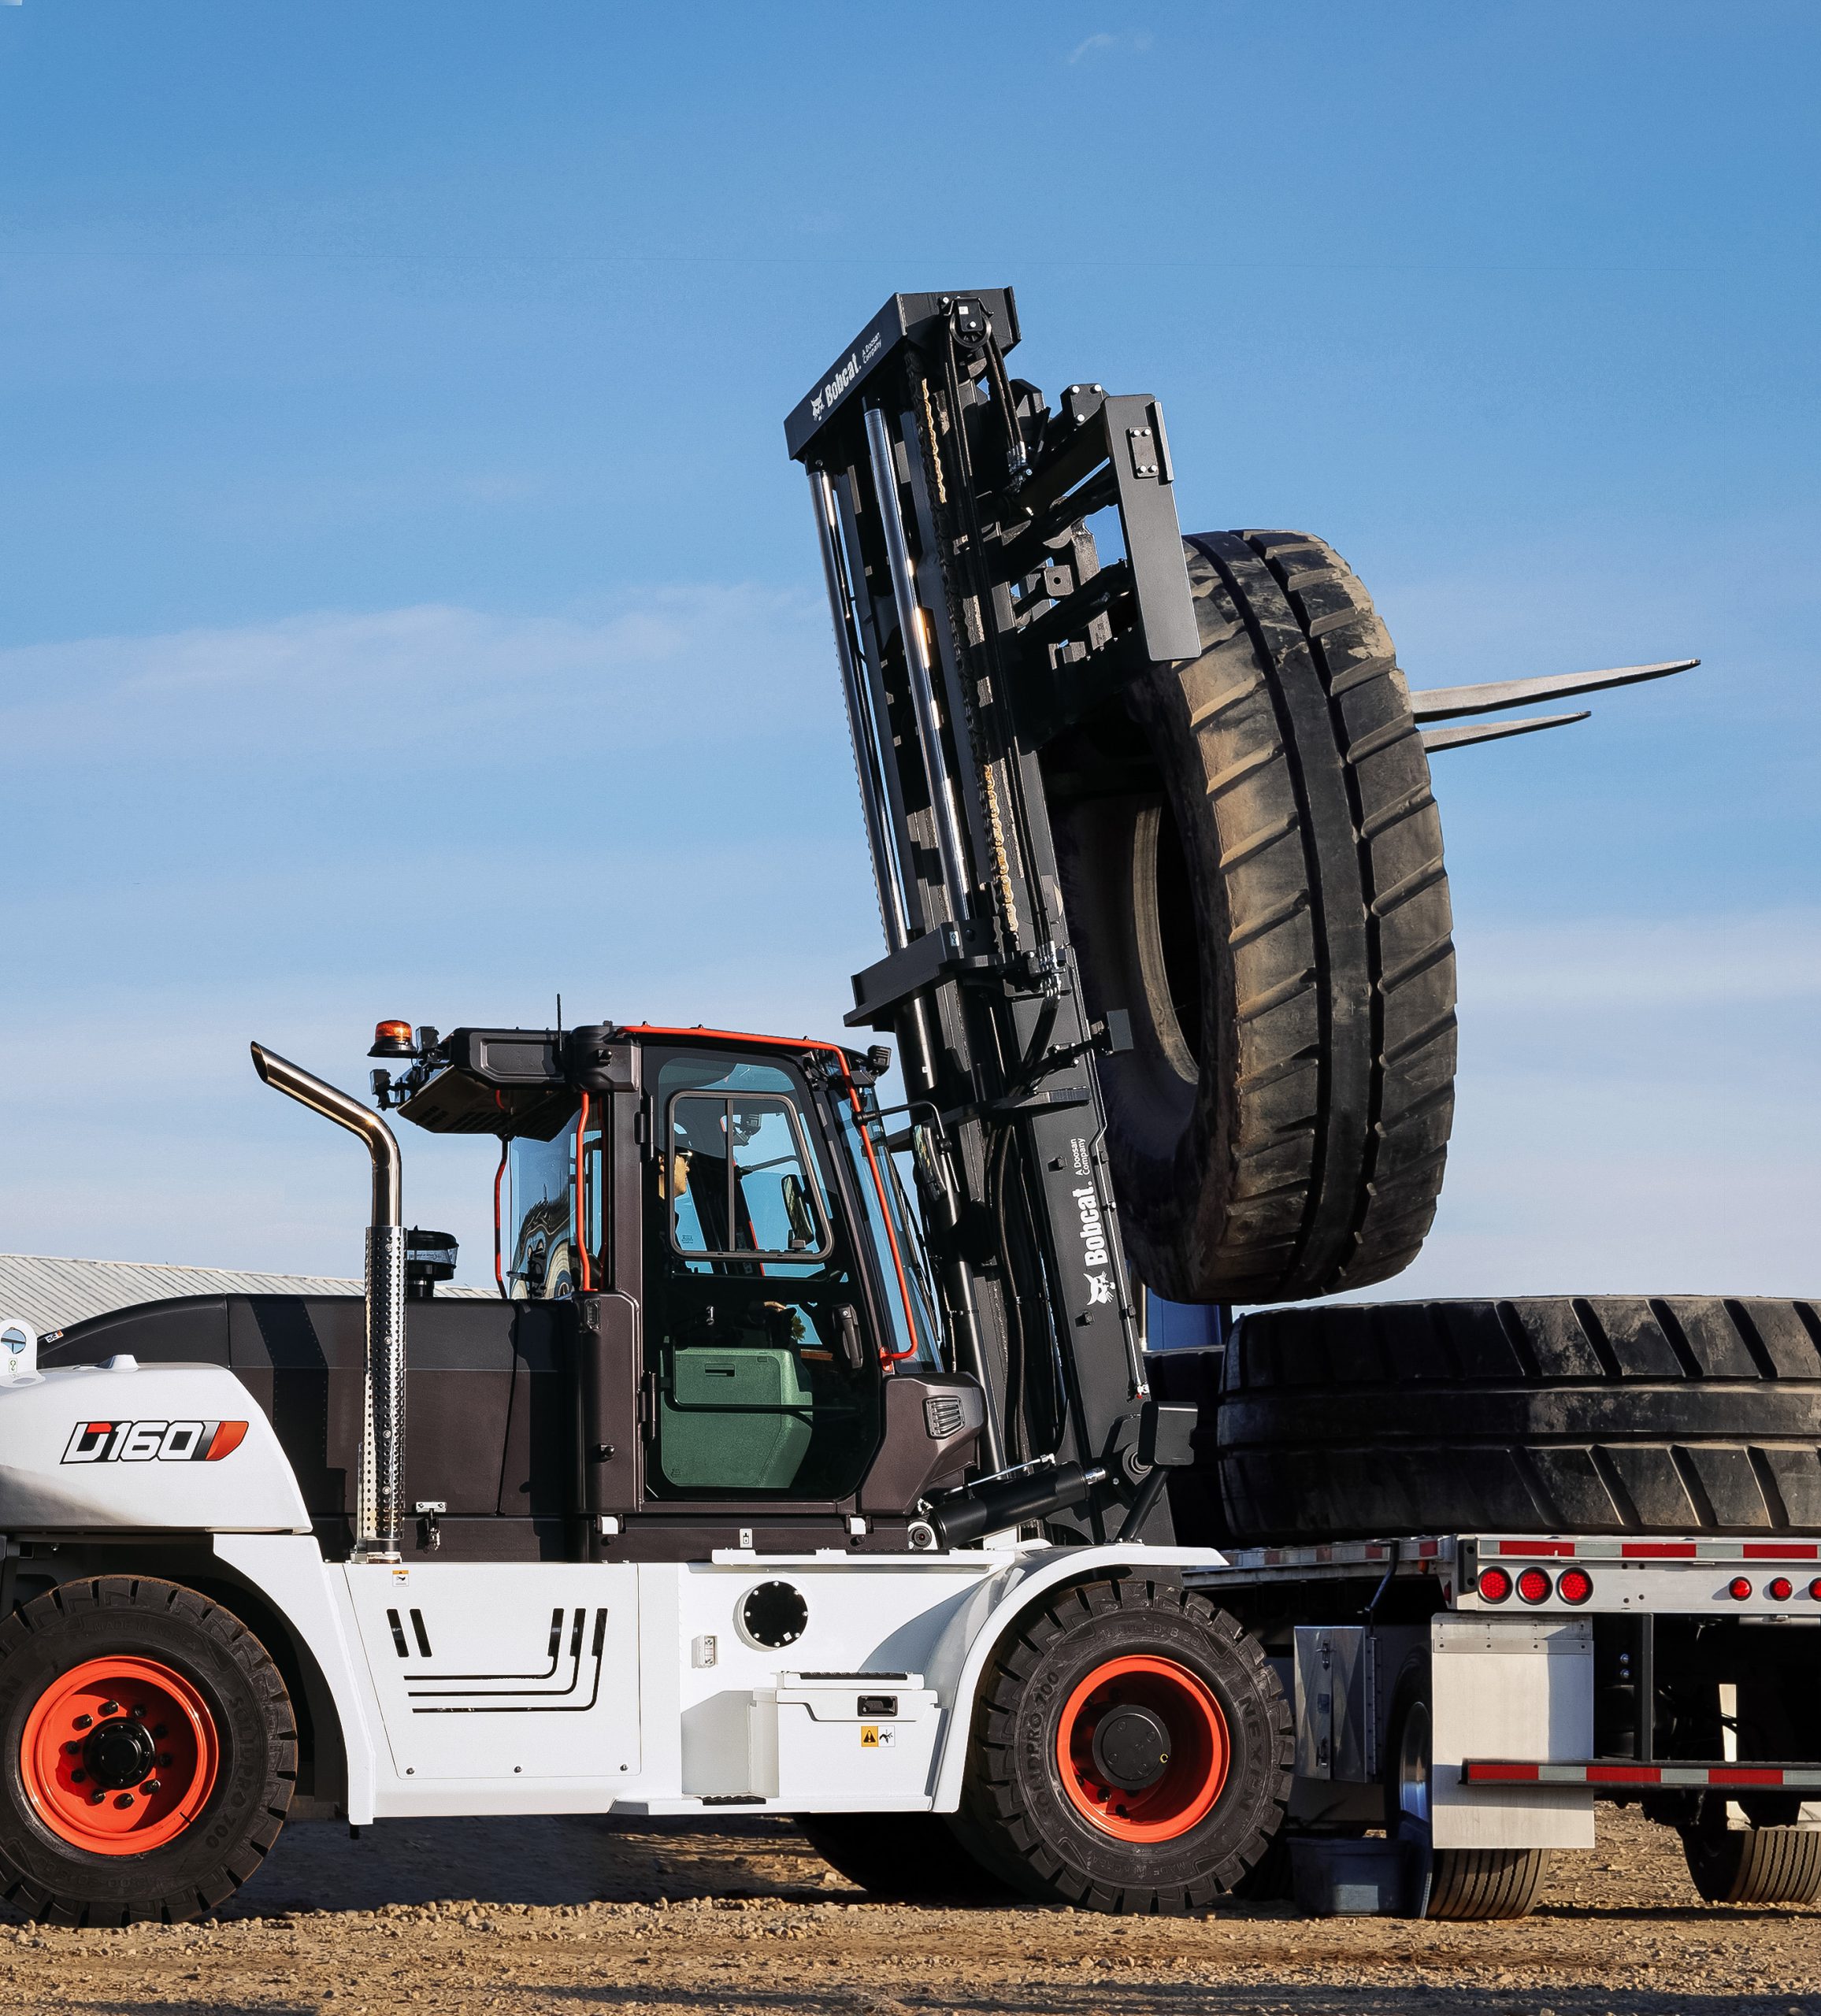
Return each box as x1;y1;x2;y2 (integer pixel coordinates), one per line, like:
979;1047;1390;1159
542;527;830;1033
1811;1578;1821;1602
1728;1577;1752;1601
1477;1566;1512;1603
1768;1577;1793;1602
1558;1567;1593;1606
1516;1567;1552;1605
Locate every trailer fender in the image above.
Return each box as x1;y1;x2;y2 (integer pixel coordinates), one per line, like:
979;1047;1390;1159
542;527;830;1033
211;1532;380;1826
925;1544;1222;1810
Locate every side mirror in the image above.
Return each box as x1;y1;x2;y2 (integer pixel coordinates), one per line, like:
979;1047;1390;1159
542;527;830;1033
0;1320;38;1386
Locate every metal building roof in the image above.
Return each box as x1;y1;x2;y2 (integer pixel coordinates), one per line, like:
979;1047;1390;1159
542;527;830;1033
0;1254;493;1335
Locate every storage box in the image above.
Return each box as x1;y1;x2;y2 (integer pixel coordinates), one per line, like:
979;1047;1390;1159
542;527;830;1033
1289;1836;1407;1916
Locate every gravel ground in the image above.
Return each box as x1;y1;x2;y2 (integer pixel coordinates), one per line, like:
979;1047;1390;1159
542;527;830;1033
2;1805;1818;2014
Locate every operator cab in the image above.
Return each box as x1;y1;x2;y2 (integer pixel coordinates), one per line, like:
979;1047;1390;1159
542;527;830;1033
384;1019;979;1558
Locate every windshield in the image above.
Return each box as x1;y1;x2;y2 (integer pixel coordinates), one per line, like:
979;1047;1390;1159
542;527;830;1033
833;1085;942;1366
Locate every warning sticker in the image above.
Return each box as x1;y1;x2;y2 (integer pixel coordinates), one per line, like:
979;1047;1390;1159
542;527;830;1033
859;1725;896;1749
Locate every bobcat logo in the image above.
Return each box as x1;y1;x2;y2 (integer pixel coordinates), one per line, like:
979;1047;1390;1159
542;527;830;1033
1085;1273;1113;1306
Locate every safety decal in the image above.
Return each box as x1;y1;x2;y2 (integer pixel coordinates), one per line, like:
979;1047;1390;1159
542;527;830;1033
61;1420;248;1465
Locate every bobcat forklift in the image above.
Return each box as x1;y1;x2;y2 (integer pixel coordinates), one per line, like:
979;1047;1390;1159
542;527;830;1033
2;288;1810;1931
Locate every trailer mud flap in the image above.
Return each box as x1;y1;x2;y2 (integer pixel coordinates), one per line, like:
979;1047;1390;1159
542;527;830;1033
1430;1615;1593;1850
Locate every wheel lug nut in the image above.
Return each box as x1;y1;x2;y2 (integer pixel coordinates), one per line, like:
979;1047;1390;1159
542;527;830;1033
99;1701;121;1717
159;1754;173;1767
131;1704;146;1718
113;1794;133;1810
152;1725;168;1740
72;1715;93;1730
89;1792;105;1805
71;1769;87;1784
142;1780;162;1796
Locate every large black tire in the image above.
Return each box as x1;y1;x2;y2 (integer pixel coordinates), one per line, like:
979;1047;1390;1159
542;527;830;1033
953;1575;1291;1913
1050;530;1454;1305
1218;1296;1821;1542
1682;1809;1821;1904
0;1578;295;1924
792;1811;1015;1903
1385;1662;1552;1922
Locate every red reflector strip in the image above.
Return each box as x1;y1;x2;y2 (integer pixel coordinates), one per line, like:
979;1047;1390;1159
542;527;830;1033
1742;1543;1821;1560
1496;1540;1577;1557
1462;1761;1821;1788
1621;1542;1699;1558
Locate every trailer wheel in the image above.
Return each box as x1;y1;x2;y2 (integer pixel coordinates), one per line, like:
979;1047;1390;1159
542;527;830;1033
1385;1668;1552;1921
953;1576;1290;1912
1216;1295;1821;1542
1681;1803;1821;1904
0;1578;295;1924
1049;530;1453;1304
792;1811;1015;1903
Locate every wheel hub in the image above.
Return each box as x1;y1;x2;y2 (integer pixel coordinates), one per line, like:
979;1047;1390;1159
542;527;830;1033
83;1711;158;1791
1055;1653;1230;1842
1089;1703;1172;1792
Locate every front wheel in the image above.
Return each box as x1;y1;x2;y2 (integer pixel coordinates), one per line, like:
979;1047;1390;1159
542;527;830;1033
955;1577;1291;1913
0;1578;296;1924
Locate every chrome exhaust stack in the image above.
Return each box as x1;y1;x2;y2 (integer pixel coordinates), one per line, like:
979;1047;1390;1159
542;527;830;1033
250;1042;406;1563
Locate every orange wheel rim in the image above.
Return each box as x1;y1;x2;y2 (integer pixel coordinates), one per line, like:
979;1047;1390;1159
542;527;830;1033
20;1655;220;1855
1055;1653;1229;1842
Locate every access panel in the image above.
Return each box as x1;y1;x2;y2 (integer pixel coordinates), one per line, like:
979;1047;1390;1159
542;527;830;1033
348;1562;640;1783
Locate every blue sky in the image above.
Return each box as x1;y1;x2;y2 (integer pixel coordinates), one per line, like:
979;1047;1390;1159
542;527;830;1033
2;3;1815;1297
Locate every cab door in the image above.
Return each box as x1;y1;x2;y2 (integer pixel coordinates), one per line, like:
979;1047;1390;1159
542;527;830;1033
639;1047;885;1506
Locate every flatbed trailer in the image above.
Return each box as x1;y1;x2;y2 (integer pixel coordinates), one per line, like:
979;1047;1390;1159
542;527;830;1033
1178;1528;1821;1911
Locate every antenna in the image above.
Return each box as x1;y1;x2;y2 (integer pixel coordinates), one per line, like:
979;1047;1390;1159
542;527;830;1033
555;992;563;1040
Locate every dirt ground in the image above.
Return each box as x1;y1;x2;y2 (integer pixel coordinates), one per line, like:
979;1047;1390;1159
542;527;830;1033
2;1804;1818;2016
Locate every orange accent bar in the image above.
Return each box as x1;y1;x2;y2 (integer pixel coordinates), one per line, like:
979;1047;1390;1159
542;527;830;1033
205;1421;248;1461
575;1091;592;1294
493;1140;509;1298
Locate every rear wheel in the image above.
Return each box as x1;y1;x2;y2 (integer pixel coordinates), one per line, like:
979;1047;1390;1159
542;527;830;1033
1386;1671;1552;1921
0;1578;295;1924
1681;1802;1821;1904
792;1811;1014;1903
955;1577;1290;1912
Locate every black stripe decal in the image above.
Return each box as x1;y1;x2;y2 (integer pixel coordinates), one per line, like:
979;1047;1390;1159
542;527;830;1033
412;1610;612;1714
402;1606;567;1684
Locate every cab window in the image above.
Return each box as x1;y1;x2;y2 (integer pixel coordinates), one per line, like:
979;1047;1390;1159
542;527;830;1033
506;1117;579;1299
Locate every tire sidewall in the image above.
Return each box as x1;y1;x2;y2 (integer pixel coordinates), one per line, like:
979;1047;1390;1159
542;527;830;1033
0;1589;276;1917
995;1594;1285;1898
